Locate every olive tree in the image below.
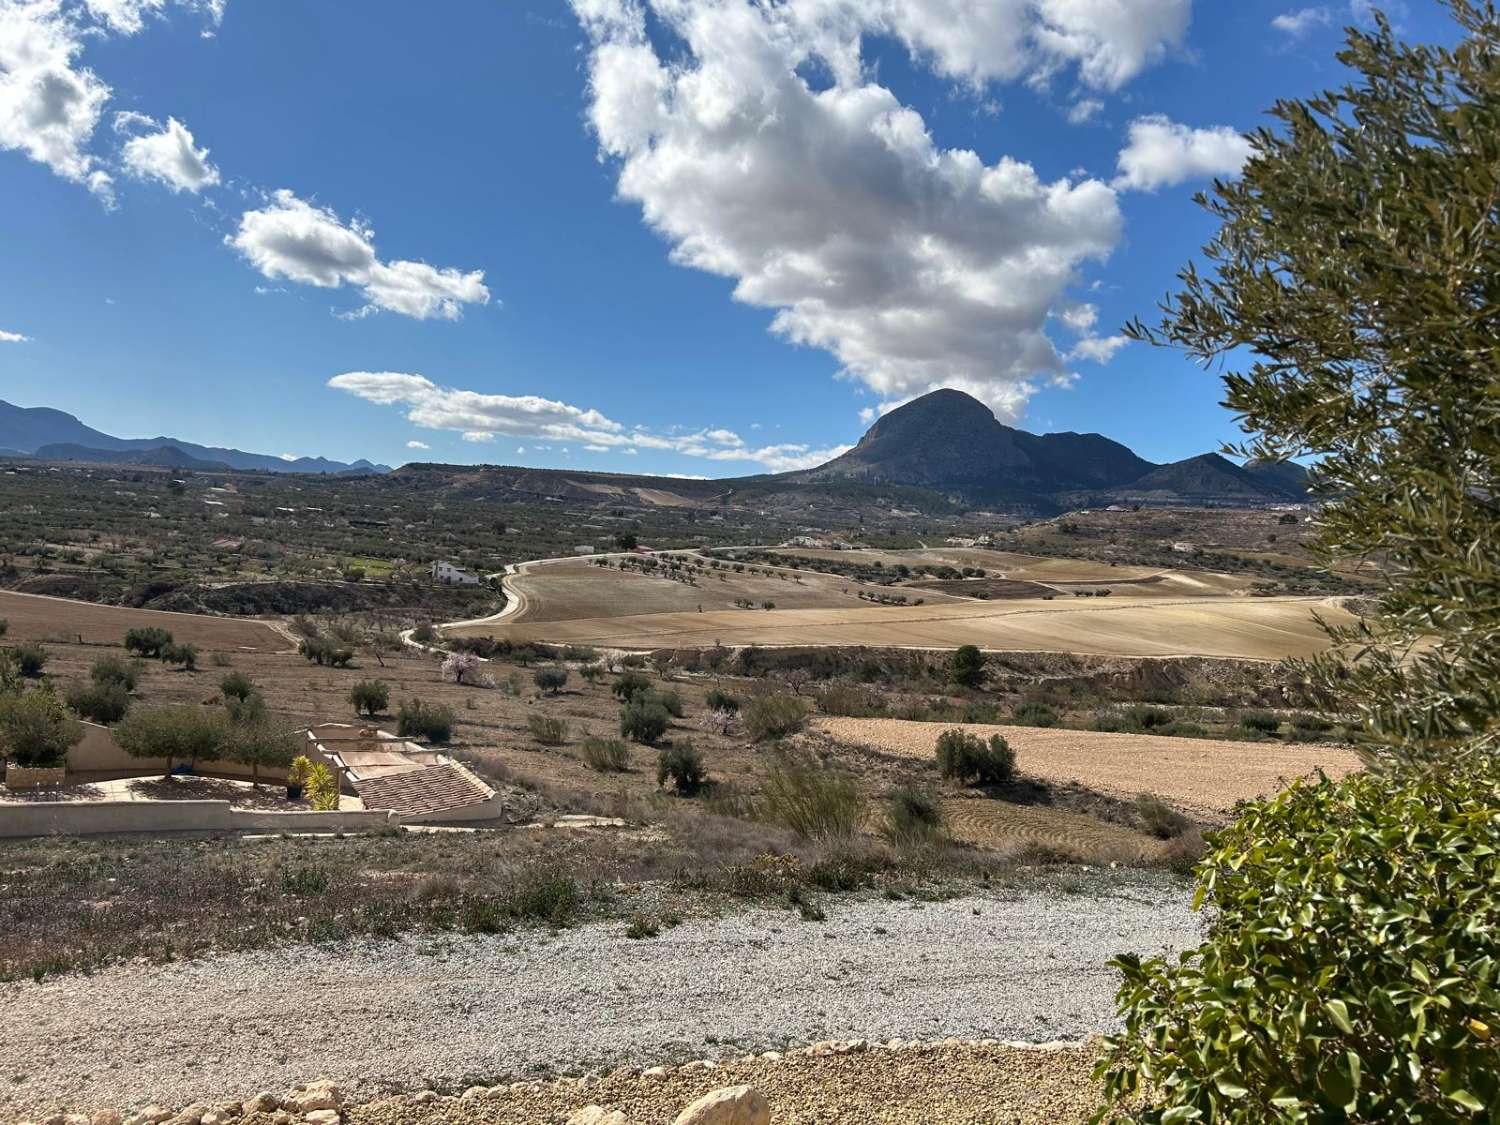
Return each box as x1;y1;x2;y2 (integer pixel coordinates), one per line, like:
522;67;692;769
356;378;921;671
0;687;84;768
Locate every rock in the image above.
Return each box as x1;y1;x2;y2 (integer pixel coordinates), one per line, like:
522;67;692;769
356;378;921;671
567;1109;626;1125
459;1086;489;1102
411;1092;438;1105
167;1104;208;1125
671;1085;770;1125
642;1066;672;1083
270;1114;293;1125
758;1051;782;1062
136;1109;173;1125
302;1111;340;1125
90;1111;123;1125
242;1094;278;1115
285;1082;341;1114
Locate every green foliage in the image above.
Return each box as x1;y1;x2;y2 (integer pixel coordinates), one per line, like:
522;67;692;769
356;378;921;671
579;662;605;684
0;618;6;638
123;627;173;658
90;654;140;692
219;671;255;703
1095;754;1500;1123
223;714;299;784
581;737;629;772
64;679;131;724
161;642;198;671
1125;2;1500;762
533;666;569;695
611;670;653;702
0;687;85;767
299;638;353;667
112;706;227;772
620;697;671;743
1012;701;1060;728
1133;793;1192;840
348;679;390;717
396;698;455;742
1239;709;1282;734
935;729;1015;786
527;714;568;745
656;741;707;795
13;642;47;678
743;694;809;741
652;687;684;717
883;784;945;848
759;753;864;841
304;762;340;810
705;688;740;714
948;644;987;689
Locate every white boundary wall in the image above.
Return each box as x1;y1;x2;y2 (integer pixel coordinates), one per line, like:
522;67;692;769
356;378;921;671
0;801;399;838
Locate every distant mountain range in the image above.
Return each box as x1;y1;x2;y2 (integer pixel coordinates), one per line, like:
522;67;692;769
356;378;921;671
0;400;390;475
779;389;1307;506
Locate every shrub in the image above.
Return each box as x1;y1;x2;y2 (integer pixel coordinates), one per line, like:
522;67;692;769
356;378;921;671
304;762;340;810
410;622;437;645
123;627;173;658
935;729;1015;786
219;671;255;702
0;687;85;767
656;742;707;795
13;642;47;678
1093;712;1126;732
581;737;629;772
884;785;944;848
815;682;886;717
1096;754;1500;1122
64;680;130;724
948;644;986;689
1123;704;1173;730
579;662;605;684
611;670;653;702
1292;711;1334;734
1134;793;1192;839
210;651;233;667
1012;701;1060;728
704;688;739;713
222;716;298;785
1158;720;1208;738
651;687;684;717
396;698;455;742
161;642;198;671
113;706;227;774
534;666;569;695
620;698;671;743
300;638;353;668
348;679;389;717
0;619;6;638
527;714;568;745
743;694;809;741
760;754;864;841
1238;708;1282;733
90;654;140;692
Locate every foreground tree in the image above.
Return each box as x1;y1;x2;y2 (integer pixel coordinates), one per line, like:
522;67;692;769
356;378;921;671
0;687;84;768
114;706;228;776
1095;6;1500;1122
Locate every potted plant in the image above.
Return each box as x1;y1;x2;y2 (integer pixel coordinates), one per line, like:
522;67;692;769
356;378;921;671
286;754;312;800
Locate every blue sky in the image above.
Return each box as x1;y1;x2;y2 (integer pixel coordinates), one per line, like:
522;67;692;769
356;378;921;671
0;0;1444;475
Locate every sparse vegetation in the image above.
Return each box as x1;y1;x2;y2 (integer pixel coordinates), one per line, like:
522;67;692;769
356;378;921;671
527;714;568;745
935;729;1015;786
580;737;629;773
620;697;671;743
743;693;809;741
758;753;864;841
348;679;390;717
396;698;455;742
656;742;707;795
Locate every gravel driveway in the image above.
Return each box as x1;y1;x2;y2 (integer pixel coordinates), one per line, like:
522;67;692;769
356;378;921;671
0;874;1201;1118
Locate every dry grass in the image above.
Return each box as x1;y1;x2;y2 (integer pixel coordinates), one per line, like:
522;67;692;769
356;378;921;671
0;590;289;650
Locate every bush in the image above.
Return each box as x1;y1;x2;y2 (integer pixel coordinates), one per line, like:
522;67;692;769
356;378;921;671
611;671;653;702
1238;708;1282;733
396;698;455;742
90;654;140;692
948;644;986;689
884;784;945;848
219;671;255;703
579;662;605;684
1096;754;1500;1122
620;697;671;743
656;742;707;795
161;642;198;671
1134;793;1192;839
534;666;569;695
743;694;809;741
300;638;354;668
1157;720;1208;738
581;737;629;772
814;682;886;717
124;627;173;658
935;729;1015;786
1012;701;1060;728
0;687;84;767
64;680;130;724
527;714;568;745
0;619;6;638
411;622;436;644
760;754;864;841
348;679;389;717
705;688;740;713
304;762;340;810
651;687;684;717
1123;704;1173;730
113;705;227;774
13;642;47;678
1292;711;1334;734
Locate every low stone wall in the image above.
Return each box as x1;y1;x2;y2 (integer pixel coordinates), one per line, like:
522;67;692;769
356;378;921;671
3;764;67;790
0;800;399;839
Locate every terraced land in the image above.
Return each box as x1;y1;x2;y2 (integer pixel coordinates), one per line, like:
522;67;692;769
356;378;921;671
0;590;290;650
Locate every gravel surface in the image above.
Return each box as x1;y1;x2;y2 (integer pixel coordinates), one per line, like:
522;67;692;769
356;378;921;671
0;875;1199;1119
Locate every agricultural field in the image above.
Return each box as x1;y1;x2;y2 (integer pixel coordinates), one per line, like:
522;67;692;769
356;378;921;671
0;590;289;650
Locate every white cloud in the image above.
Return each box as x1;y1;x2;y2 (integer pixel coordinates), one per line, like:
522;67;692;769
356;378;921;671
116;112;218;192
1112;113;1251;191
1067;97;1103;124
0;327;29;341
278;452;297;461
329;371;850;473
1067;334;1129;362
1271;7;1331;35
405;439;430;450
229;190;489;320
0;0;114;200
84;0;222;35
571;0;1144;422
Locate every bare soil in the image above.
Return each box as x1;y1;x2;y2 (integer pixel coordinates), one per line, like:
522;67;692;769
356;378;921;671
0;590;288;650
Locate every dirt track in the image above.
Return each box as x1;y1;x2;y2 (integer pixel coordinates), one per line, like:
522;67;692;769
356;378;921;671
0;590;290;651
814;717;1361;818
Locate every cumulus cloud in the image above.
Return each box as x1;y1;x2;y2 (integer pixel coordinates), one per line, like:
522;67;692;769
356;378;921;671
405;439;429;450
1112;114;1251;191
1067;97;1103;124
1271;6;1332;35
1068;334;1129;362
0;327;30;341
229;191;489;320
328;371;849;473
570;0;1158;422
115;111;218;192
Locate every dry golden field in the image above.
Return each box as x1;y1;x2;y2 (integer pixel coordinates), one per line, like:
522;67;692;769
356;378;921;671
0;590;290;651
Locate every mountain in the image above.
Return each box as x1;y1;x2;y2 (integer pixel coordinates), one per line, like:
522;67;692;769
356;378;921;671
0;400;390;475
32;443;233;471
786;389;1153;502
783;390;1305;507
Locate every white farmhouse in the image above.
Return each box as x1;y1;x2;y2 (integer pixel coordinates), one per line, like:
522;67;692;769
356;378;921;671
431;561;482;586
